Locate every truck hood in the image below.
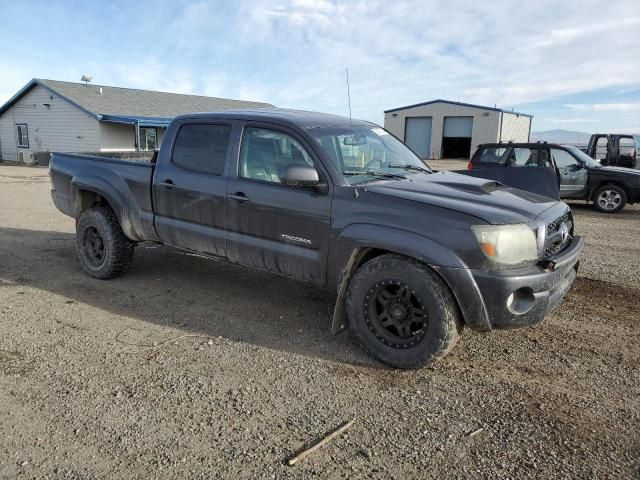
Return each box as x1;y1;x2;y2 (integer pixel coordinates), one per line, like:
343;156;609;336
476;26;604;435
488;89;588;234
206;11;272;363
364;171;559;224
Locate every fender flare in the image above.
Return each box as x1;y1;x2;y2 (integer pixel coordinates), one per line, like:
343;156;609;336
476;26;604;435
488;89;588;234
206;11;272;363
70;174;140;241
328;224;470;334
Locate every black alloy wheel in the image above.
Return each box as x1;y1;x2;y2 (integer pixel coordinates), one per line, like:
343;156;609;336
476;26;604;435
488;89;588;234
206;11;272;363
364;280;429;349
82;226;106;267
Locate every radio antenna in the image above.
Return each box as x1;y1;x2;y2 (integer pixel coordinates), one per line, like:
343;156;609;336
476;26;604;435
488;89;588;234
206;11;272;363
345;68;352;127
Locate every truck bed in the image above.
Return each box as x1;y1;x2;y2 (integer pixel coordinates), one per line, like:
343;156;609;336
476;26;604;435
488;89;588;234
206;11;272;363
49;153;158;242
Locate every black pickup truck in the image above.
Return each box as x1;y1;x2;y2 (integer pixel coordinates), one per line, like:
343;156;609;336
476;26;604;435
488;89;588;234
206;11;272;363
50;109;583;368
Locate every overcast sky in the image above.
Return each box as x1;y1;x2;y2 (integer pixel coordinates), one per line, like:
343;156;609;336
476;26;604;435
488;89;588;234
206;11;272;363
1;0;639;132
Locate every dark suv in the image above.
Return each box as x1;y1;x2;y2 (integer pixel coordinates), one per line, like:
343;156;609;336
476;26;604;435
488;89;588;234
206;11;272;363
468;142;640;213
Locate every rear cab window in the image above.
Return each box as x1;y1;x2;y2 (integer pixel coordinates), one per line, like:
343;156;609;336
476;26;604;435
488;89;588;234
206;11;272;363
473;146;508;164
172;124;232;175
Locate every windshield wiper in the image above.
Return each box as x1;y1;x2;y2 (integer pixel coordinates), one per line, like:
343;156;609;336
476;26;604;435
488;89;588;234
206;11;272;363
387;164;431;173
343;170;407;180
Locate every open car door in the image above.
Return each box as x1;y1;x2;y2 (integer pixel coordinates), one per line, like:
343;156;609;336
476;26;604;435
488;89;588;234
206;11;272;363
458;145;560;200
456;167;560;200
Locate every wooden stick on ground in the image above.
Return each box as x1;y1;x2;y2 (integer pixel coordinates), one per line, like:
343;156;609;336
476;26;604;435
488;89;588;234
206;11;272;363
287;419;355;466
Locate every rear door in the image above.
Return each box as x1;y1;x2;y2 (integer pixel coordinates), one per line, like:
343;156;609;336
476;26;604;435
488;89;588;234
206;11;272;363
550;147;588;198
465;145;560;199
588;134;609;163
615;135;637;168
226;123;332;285
153;121;235;257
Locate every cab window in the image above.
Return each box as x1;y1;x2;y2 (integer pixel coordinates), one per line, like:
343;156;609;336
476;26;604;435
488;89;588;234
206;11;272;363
594;136;608;161
507;148;551;167
619;137;635;156
475;146;507;164
240;128;314;185
172;124;231;175
551;148;580;169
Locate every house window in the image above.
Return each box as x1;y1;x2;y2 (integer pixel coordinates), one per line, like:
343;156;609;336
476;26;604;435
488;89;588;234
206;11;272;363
140;127;157;151
16;124;29;148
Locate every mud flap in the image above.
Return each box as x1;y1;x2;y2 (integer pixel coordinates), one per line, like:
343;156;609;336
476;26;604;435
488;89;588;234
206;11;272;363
331;248;367;335
455;167;560;200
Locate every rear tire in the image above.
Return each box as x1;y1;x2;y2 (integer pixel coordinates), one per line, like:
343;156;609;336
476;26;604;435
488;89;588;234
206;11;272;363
593;185;626;213
346;254;462;369
76;206;134;279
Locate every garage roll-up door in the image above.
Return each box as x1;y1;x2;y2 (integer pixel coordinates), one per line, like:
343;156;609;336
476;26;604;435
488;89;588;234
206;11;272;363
443;117;473;137
404;117;432;159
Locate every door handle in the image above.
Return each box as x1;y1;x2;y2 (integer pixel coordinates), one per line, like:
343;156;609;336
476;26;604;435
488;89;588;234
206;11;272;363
158;179;175;190
228;192;250;203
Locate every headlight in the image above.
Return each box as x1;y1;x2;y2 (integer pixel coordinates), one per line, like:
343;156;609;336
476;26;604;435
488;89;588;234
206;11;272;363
471;224;538;265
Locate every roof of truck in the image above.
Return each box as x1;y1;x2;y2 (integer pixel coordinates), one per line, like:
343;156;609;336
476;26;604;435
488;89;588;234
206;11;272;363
175;108;375;129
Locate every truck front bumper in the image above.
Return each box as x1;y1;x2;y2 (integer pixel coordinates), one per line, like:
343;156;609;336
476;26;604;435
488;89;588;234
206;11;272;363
438;235;584;331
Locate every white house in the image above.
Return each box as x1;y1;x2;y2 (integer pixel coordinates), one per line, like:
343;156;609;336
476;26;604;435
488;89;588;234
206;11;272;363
383;99;533;160
0;78;274;163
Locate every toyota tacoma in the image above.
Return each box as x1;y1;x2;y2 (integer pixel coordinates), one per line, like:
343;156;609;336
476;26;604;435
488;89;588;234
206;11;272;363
49;109;583;368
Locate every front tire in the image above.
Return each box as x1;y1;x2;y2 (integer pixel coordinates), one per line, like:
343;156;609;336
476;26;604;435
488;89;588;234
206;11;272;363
593;185;627;213
76;206;134;279
346;254;462;369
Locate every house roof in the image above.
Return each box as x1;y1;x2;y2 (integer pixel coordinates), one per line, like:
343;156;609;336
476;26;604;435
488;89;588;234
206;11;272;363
384;99;533;118
0;78;275;121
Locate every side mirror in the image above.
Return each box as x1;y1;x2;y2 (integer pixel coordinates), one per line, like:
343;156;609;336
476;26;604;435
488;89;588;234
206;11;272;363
282;165;322;189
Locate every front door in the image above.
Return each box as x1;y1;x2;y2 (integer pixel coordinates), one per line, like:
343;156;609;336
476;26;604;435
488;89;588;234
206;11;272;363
153;121;234;257
226;125;332;285
551;147;588;198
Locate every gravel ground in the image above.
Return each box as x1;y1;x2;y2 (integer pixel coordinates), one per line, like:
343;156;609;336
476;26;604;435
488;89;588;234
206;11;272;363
0;164;638;479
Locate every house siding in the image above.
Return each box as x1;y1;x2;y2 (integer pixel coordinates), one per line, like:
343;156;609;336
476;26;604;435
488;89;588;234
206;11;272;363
384;102;502;159
0;85;100;162
500;112;531;143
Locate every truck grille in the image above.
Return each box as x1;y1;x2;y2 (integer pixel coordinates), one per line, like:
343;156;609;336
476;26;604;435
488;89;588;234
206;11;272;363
544;212;573;259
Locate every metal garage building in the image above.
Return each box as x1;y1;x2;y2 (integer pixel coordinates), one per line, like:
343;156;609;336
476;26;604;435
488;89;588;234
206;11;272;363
383;99;532;160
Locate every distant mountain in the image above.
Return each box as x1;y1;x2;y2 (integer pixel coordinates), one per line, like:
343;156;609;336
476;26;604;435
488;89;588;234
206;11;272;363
530;129;592;145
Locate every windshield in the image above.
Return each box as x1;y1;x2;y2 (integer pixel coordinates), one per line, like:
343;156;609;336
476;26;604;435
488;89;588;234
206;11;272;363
563;145;602;168
309;125;431;184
